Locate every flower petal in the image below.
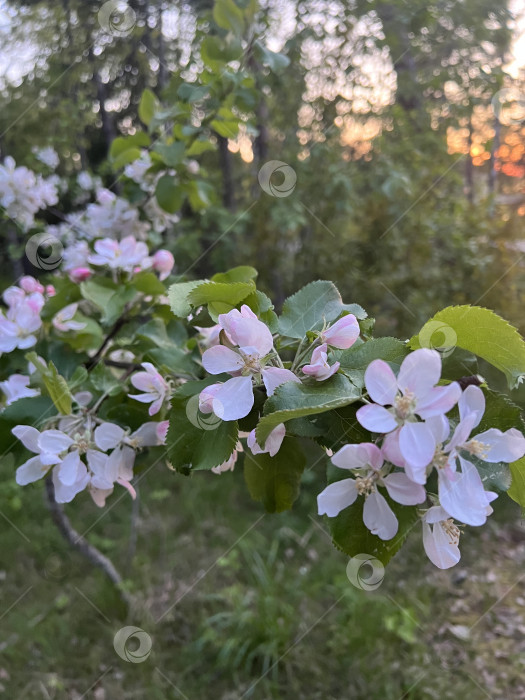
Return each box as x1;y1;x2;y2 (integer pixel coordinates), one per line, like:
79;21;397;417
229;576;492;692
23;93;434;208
356;404;397;433
332;443;383;471
458;384;485;426
38;430;74;456
317;478;358;517
261;367;300;396
16;456;48;485
399;422;435;471
422;522;461;569
94;423;125;451
397;349;441;400
212;376;254;421
12;425;40;453
202;345;244;375
363;491;398;540
475;427;525;463
416;383;461;419
438;457;490;526
364;360;398;406
57;450;82;486
383;472;426;505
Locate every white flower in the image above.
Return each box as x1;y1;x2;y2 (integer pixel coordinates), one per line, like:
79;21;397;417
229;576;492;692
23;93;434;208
33;146;59;169
247;423;286;457
12;426;74;485
52;303;87;332
422;506;461;569
0;299;42;352
0;375;40;406
88;236;150;272
124;151;152;183
128;363;170;416
0;156;58;230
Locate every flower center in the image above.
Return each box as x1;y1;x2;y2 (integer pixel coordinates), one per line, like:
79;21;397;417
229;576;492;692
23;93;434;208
239;351;261;374
433;446;449;470
355;473;377;496
394;390;416;420
441;519;460;545
464;439;488;459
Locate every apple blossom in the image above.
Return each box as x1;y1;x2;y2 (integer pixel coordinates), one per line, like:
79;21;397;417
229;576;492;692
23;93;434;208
302;343;340;381
320;314;360;349
52;303;87;332
211;450;238;474
20;276;44;294
421;506;462;569
128;362;170;416
317;442;425;540
247;423;286;457
150;249;175;280
0;374;40;406
13;425;74;485
0;300;42;352
88;236;149;272
199;305;300;420
356;349;461;479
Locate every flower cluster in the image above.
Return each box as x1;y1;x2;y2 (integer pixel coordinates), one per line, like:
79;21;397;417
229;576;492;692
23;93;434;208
0;156;58;230
0;276;53;352
317;349;525;568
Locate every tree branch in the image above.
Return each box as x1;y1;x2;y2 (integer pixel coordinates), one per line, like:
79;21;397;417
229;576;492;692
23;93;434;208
45;476;132;609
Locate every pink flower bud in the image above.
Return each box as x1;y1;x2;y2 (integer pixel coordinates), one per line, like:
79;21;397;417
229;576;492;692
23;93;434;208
46;285;56;297
156;420;169;444
152;249;174;281
69;267;92;283
20;276;44;294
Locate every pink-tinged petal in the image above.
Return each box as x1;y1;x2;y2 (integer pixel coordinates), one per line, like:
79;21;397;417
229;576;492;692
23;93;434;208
422;522;461;569
38;430;74;456
148;397;163;416
199;383;222;413
129;422;161;447
317;478;358;516
397;349;441;400
446;413;477;453
438;457;489;526
128;392;156;404
94;423;125;451
264;423;286;456
57;450;82;486
383;472;426;505
423;505;451;524
458;384;485;427
416;382;461;419
261;367;301;396
12;425;40;453
90;487;114;507
364;360;398;406
16;456;48;485
202;345;244;375
240;304;258;320
117;477;137;499
382;429;406;468
425;414;450;445
323;314;360;349
212;376;254;420
332;443;383;471
363;491;398;540
399;422;435;470
130;371;157;392
474;427;525;463
356;404;397;433
219;309;274;356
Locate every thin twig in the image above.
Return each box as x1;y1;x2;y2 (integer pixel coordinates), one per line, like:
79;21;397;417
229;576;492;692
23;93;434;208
44;476;132;609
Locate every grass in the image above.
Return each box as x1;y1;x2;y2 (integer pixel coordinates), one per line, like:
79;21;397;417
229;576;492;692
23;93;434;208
0;455;524;699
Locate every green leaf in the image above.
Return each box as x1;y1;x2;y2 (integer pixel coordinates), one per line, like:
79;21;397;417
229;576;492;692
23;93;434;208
186;139;216;156
166;381;239;471
211;266;258;284
110;133;150;159
470;455;511;493
187;280;256;308
410;306;525;389
42;362;73;415
155;175;184;214
112;147;142;170
213;0;245;37
256;374;361;444
132;271;166;295
278;280;345;339
508;456;525;508
187;180;214;210
90;363;122;397
153;141;186;167
243;437;306;512
210;118;240;139
338;337;408;389
138;88;159;126
254;40;290;72
80;278;117;311
167;280;204;317
328;493;419;566
177;83;210;103
477;389;524;434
